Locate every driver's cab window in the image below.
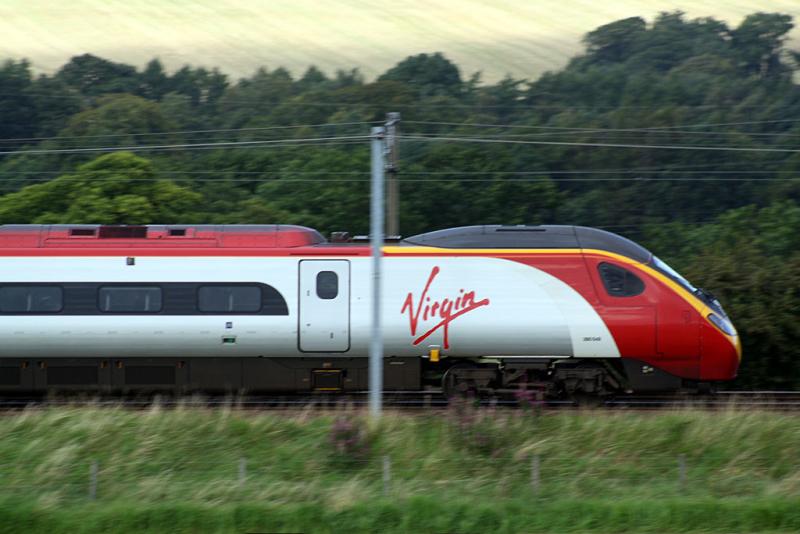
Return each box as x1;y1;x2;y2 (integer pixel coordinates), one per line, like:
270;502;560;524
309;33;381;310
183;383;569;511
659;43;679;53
598;262;644;297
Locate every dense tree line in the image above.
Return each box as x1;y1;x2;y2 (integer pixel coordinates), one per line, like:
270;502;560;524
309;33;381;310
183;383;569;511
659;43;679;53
0;11;797;387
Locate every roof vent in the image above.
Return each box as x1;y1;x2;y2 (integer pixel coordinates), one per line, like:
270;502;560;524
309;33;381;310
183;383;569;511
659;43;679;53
69;228;96;237
330;232;351;243
98;226;148;239
496;227;546;232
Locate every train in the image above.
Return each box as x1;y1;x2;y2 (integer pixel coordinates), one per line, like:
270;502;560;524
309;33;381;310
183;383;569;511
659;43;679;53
0;223;740;399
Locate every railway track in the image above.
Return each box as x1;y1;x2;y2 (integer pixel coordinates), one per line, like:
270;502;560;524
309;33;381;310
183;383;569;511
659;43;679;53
1;390;800;411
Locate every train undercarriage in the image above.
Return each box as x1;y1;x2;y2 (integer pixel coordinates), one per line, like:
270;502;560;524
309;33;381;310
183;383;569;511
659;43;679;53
0;355;695;399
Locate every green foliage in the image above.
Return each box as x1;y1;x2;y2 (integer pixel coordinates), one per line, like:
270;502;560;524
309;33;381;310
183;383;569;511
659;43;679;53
0;152;202;224
378;52;462;97
583;17;647;63
137;58;170;101
57;94;178;148
0;60;40;141
732;13;794;77
55;54;139;96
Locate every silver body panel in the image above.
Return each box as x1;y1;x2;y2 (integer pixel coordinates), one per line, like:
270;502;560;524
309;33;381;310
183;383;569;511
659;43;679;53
0;255;620;359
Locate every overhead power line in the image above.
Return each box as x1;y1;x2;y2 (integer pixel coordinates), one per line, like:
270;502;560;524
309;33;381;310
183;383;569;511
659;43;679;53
0;121;378;143
2;176;797;184
409;129;800;140
0;168;790;176
400;134;800;154
405;118;800;131
1;90;796;111
0;117;794;152
0;135;371;156
1;129;798;157
0;117;793;147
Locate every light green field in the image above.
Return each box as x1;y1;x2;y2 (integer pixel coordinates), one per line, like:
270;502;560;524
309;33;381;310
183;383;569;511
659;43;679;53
0;1;798;82
0;404;799;532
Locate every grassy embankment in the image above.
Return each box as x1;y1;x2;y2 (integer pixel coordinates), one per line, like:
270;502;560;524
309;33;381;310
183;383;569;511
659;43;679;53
0;403;799;533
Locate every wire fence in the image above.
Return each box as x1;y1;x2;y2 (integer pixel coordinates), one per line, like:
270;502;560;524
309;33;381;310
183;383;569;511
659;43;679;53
1;452;797;504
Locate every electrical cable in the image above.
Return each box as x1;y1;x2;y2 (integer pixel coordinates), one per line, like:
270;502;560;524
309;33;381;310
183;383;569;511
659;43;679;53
0;135;371;156
400;134;800;153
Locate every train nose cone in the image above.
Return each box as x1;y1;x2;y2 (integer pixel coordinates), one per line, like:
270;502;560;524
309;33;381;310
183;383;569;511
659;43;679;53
724;335;742;379
733;334;742;362
700;321;741;381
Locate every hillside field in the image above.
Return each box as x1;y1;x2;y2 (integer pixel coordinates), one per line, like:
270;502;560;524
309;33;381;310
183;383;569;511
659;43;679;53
1;0;798;81
0;404;799;533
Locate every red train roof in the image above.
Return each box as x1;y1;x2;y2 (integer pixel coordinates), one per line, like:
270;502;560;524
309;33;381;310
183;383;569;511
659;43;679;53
0;225;327;249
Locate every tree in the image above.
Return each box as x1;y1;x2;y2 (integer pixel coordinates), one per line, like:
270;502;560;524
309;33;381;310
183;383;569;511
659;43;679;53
625;12;731;72
137;58;170;101
218;67;295;127
583;17;646;63
295;66;329;93
239;147;371;234
168;65;229;106
378;53;462;97
55;94;177;149
732;13;794;77
0;60;40;140
55;54;138;96
29;74;83;137
0;152;203;224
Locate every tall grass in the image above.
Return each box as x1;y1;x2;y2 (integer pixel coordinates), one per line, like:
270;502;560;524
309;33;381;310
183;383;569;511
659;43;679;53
0;402;799;532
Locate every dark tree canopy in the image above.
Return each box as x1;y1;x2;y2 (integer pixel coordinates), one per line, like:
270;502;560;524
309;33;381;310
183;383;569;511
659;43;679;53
583;17;647;63
56;54;139;96
732;12;794;77
378;52;462;96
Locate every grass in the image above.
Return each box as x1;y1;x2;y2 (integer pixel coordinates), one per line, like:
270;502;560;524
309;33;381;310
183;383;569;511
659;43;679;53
0;401;799;532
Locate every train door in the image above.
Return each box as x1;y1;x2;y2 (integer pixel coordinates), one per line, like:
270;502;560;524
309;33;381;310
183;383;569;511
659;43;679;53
298;260;350;352
657;303;700;360
585;257;657;358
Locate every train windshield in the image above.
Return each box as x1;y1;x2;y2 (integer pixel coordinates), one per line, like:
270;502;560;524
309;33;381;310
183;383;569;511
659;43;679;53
650;256;728;318
650;256;696;293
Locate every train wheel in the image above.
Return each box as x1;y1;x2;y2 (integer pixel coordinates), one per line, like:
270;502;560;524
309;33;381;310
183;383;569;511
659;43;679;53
569;391;603;408
442;363;479;400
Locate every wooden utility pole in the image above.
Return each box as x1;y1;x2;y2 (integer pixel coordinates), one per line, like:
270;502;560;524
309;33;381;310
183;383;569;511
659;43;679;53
385;112;401;237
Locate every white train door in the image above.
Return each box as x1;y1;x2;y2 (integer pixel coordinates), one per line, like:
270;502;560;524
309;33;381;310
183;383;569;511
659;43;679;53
298;260;350;352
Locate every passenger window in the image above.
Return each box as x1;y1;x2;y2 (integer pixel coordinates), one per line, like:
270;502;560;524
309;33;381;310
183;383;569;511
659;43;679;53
99;287;162;312
316;271;338;299
198;286;262;312
598;263;644;297
0;286;63;312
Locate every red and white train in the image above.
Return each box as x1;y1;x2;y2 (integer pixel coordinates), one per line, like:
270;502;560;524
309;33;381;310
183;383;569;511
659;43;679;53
0;224;740;397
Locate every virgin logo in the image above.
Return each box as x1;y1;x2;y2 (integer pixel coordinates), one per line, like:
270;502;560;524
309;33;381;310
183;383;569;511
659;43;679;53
400;266;490;349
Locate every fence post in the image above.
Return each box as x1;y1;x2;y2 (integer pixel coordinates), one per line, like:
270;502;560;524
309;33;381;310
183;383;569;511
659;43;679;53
382;455;391;496
239;457;247;485
89;461;98;500
678;454;687;490
531;455;541;495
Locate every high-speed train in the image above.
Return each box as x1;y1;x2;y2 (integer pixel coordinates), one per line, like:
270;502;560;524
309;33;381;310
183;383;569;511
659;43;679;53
0;224;740;397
